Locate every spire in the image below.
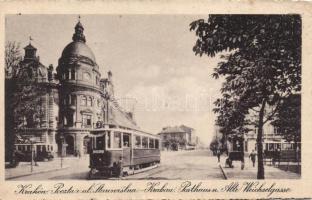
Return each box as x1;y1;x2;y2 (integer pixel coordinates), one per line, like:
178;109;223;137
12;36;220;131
72;15;86;43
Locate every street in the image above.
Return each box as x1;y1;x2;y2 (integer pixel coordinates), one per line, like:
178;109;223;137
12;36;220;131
8;150;225;180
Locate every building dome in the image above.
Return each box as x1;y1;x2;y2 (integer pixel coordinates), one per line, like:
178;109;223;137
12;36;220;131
60;20;96;64
61;41;96;63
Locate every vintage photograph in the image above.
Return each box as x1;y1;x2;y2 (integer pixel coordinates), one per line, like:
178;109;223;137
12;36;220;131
4;14;301;181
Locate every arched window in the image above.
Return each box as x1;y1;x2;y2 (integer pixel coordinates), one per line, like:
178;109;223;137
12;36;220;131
87;96;92;106
81;95;87;106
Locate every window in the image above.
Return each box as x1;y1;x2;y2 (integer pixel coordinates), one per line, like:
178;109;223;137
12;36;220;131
83;72;91;80
71;95;76;105
87;97;93;106
82;114;92;127
142;137;148;148
66;113;73;126
135;135;141;148
149;138;155;149
123;134;130;147
65;71;69;80
81;96;87;106
155;139;159;149
96;136;105;150
113;132;121;148
63;116;67;125
71;69;75;80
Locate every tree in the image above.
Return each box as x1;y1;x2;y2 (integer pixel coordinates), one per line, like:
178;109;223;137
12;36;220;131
190;15;301;179
5;41;22;78
271;94;301;149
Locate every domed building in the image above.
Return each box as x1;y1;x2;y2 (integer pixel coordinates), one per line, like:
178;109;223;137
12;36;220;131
56;20;140;156
8;19;140;159
56;20;104;156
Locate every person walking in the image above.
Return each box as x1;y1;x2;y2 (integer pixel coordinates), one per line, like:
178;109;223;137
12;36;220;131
216;149;221;163
249;149;257;167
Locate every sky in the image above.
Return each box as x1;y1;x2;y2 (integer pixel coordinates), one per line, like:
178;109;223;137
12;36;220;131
5;14;223;145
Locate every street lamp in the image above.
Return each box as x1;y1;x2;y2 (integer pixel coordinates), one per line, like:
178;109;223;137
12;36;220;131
60;135;64;168
29;138;37;173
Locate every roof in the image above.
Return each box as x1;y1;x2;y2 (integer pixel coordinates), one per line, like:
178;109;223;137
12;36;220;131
159;126;186;134
61;41;96;62
24;43;37;50
108;100;140;130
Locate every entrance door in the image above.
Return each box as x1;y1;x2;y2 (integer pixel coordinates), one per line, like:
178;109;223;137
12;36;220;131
83;136;91;154
65;135;74;155
122;133;131;166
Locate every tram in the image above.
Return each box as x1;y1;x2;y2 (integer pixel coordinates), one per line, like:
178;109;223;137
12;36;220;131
14;143;54;162
88;124;161;178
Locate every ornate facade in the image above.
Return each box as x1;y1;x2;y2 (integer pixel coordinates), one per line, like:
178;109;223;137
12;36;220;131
11;20;139;157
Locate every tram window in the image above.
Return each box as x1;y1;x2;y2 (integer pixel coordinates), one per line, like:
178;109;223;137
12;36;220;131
135;136;141;148
155;139;159;149
149;138;155;149
96;136;105;150
142;137;148;148
123;134;130;147
113;132;122;148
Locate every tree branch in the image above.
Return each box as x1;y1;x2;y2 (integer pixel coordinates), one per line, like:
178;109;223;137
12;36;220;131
263;98;282;124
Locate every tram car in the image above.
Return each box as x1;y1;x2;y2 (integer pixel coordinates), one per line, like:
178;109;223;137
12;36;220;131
88;125;161;178
14;143;54;162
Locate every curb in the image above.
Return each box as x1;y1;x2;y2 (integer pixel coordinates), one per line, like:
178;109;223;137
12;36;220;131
218;163;227;180
6;166;70;180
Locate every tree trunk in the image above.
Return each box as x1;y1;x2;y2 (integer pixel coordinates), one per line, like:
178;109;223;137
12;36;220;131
257;99;266;179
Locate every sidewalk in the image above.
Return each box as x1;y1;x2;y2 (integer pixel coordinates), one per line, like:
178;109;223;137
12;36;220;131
219;156;300;179
5;157;84;180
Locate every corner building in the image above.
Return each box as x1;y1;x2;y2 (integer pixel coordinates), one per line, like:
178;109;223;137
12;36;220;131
56;21;137;156
12;20;140;157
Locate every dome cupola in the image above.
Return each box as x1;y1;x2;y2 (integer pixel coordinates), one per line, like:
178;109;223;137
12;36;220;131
60;19;96;64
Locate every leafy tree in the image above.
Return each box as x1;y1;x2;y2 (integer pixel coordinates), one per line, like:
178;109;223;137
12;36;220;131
271;94;301;149
190;15;301;179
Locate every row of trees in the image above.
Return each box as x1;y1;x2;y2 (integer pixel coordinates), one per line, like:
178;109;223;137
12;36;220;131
191;15;301;179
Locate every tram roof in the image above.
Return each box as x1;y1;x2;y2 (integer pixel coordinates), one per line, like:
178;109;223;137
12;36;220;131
91;124;159;138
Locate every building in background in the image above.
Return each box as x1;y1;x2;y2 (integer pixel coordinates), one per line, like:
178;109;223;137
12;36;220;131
220;108;299;154
158;125;198;151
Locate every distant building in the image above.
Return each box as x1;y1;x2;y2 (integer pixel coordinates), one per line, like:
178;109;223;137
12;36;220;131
220;107;299;154
158;125;198;151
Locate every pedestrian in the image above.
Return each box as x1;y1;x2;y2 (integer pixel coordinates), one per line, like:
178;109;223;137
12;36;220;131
249;149;257;167
216;149;221;163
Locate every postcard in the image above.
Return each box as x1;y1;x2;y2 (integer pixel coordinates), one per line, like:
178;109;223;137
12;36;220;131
0;0;312;199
